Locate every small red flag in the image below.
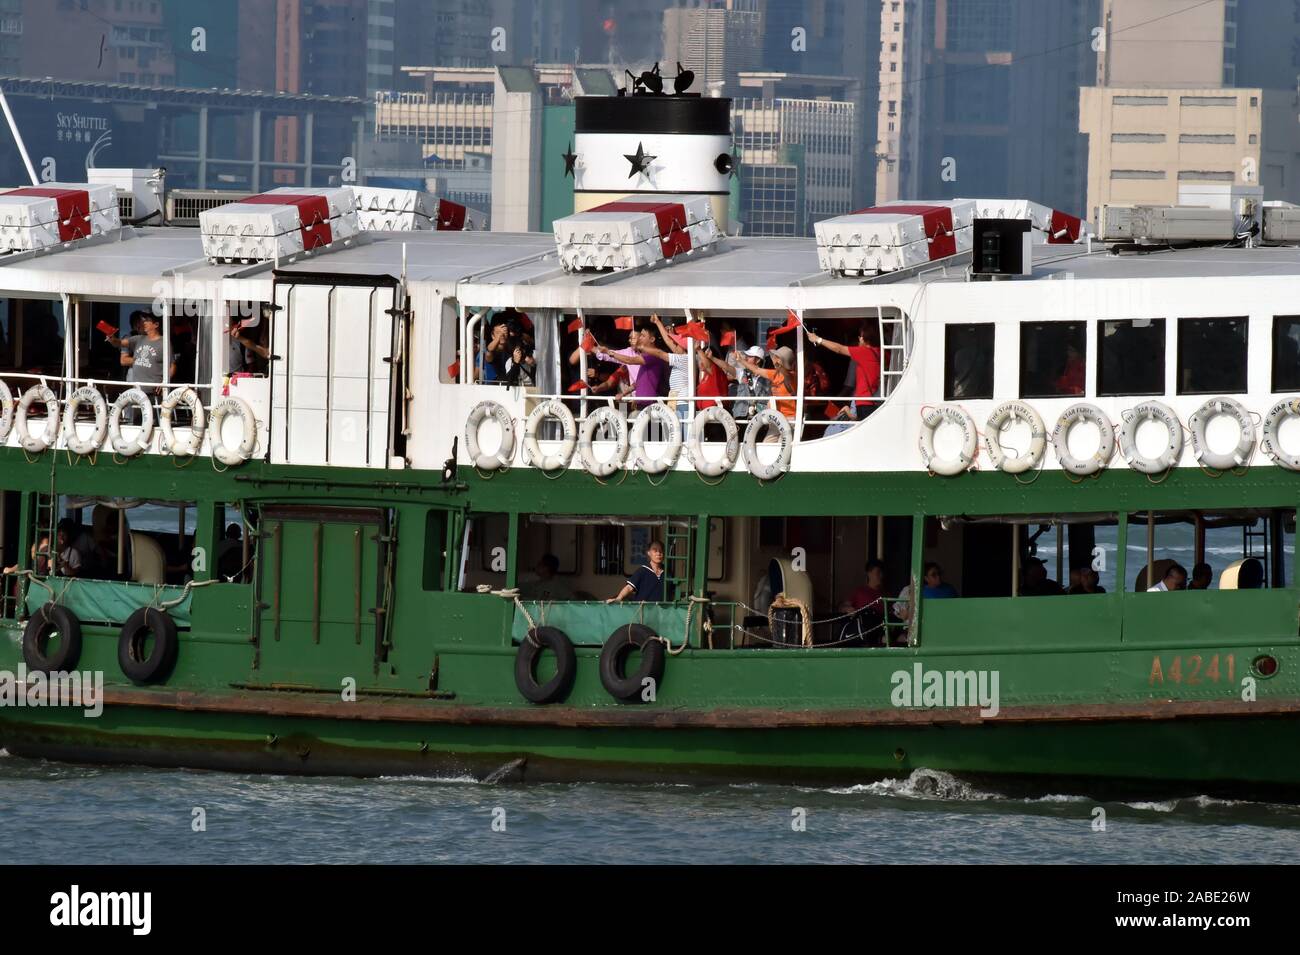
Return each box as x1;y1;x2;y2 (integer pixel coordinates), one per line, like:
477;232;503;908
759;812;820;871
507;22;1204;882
447;361;460;379
567;380;588;393
614;316;634;331
766;310;801;350
581;331;596;353
720;330;735;347
825;402;842;419
673;321;710;344
567;316;583;334
95;320;117;337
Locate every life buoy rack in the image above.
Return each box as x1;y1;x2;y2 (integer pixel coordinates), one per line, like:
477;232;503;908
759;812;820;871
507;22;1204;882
61;385;108;456
687;405;740;478
630;401;682;474
14;384;59;453
117;607;179;685
208;396;256;466
22;604;83;673
577;405;628;478
919;404;977;476
598;623;666;703
983;400;1046;474
108;387;155;457
521;399;577;472
1189;396;1255;471
0;379;13;445
513;626;577;704
741;408;793;481
1262;397;1300;471
160;386;207;458
1052;403;1115;477
1119;400;1183;474
465;400;515;471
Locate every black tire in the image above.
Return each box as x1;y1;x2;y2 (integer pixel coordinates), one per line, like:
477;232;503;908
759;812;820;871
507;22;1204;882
117;608;179;685
598;623;665;703
22;604;83;673
514;626;577;704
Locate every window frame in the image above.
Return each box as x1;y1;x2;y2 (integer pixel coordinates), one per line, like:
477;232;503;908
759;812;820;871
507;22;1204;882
1271;315;1300;393
1018;320;1087;400
1097;318;1166;397
1176;316;1248;396
943;322;995;401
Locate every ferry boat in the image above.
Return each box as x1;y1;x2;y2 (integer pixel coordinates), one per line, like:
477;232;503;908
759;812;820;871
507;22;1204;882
0;92;1298;795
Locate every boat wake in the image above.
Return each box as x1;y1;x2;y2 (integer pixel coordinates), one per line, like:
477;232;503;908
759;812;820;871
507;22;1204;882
828;768;1001;801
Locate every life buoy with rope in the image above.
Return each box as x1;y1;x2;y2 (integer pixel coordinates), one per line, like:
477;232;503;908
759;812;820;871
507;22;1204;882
464;400;515;470
160;386;207;458
983;400;1046;474
61;385;108;456
1262;397;1300;471
1119;400;1182;474
208;396;257;466
14;384;59;453
598;623;666;703
513;626;577;704
741;408;793;480
919;404;977;476
22;603;83;673
117;607;179;685
1189;396;1255;470
521;399;577;472
687;405;740;477
1052;403;1115;476
577;405;628;477
630;401;682;474
108;387;155;457
0;379;14;445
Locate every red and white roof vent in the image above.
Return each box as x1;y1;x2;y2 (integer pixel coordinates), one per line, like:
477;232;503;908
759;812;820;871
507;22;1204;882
815;200;975;276
962;198;1083;244
199;186;359;262
352;186;485;232
553;194;721;272
0;182;121;253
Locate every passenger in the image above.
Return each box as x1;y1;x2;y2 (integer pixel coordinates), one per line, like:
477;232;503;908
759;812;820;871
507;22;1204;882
53;519;81;577
600;321;669;408
922;562;958;598
696;341;731;410
735;345;797;423
1066;567;1085;594
724;343;770;420
1189;562;1213;590
478;321;512;383
6;534;51;576
502;341;536;386
519;553;573;602
216;522;245;581
841;559;886;615
809;322;883;434
1055;342;1085;396
607;540;669;603
120;310;174;387
1147;563;1188;592
1021;557;1064;596
228;308;272;375
638;314;692;430
1078;567;1106;594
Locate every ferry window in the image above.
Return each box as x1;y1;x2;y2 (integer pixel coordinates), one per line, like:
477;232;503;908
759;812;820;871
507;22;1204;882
1178;317;1247;394
1019;321;1085;398
423;510;448;592
458;512;511;592
31;496;198;585
944;324;994;400
216;504;256;583
1127;509;1295;591
1273;316;1300;392
0;298;65;378
1098;319;1164;396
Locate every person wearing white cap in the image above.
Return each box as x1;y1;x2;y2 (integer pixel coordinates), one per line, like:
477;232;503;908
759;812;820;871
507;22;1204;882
735;344;797;423
723;341;770;420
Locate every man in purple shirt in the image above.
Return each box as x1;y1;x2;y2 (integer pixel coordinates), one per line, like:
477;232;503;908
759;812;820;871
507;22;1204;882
600;321;669;407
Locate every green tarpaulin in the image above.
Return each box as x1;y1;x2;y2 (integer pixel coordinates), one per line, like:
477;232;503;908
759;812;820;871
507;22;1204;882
25;578;193;627
510;601;690;646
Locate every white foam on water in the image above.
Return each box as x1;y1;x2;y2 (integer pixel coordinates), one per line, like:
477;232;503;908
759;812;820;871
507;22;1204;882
828;768;1000;801
376;774;480;785
0;749;8;758
1125;799;1178;812
1026;793;1090;804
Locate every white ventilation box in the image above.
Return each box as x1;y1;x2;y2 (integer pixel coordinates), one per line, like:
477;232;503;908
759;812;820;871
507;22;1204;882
962;198;1083;243
199;186;359;261
1098;204;1235;243
814;200;974;276
553;195;720;272
0;182;121;252
352;186;485;232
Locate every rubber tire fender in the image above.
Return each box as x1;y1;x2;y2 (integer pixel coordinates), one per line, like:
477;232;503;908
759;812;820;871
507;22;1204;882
117;607;180;685
598;623;666;703
513;626;578;704
22;603;83;672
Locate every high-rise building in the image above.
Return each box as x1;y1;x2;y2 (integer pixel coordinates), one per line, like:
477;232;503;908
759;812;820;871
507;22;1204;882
874;0;925;204
0;0;19;77
662;0;763;96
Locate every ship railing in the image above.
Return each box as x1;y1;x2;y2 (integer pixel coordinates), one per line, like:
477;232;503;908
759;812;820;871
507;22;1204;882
0;371;212;421
705;597;908;649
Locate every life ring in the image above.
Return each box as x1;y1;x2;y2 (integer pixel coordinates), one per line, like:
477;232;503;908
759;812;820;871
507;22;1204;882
514;626;577;704
1119;400;1183;474
208;396;256;466
983;400;1046;474
630;401;683;474
160;386;207;458
61;385;108;456
521;399;576;472
577;405;628;477
108;387;155;457
686;405;740;477
117;607;179;685
741;408;793;480
919;404;977;476
1189;397;1255;470
464;400;515;470
14;384;60;453
598;623;666;703
0;379;13;444
1262;397;1300;471
22;604;83;673
1052;403;1115;476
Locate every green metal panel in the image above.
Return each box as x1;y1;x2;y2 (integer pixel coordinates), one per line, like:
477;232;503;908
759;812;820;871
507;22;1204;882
540;105;576;231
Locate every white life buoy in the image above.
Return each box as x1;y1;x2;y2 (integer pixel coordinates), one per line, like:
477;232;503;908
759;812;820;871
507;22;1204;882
1189;397;1255;471
1119;400;1183;474
61;385;108;456
1051;403;1115;476
687;405;740;478
209;396;257;466
160;386;207;458
14;384;59;453
630;402;683;474
742;408;793;481
577;405;628;478
1262;397;1300;471
521;399;577;472
983;400;1046;475
0;379;13;445
919;404;977;476
108;387;155;457
464;401;515;471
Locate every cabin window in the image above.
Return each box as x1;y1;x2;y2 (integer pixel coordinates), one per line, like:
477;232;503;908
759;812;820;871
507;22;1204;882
1098;319;1165;396
1272;316;1300;392
1126;509;1295;591
0;491;19;620
0;297;65;379
944;324;994;400
28;495;198;585
215;503;256;583
423;509;449;592
458;512;512;592
1019;321;1085;398
1177;317;1247;395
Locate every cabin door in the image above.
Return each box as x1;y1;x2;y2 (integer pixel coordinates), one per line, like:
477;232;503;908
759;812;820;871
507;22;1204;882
252;505;396;686
270;280;397;468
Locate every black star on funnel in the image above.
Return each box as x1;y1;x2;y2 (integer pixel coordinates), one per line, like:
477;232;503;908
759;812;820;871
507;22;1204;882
562;142;578;178
624;142;656;179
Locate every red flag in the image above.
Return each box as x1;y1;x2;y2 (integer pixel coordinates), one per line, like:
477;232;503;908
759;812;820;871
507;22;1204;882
581;331;596;353
447;360;460;379
614;315;634;331
567;316;583;334
673;321;710;344
567;380;588;393
766;310;800;350
95;320;117;337
720;330;735;347
824;401;842;420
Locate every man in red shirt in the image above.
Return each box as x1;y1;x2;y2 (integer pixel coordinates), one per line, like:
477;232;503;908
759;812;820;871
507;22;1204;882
808;322;881;434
